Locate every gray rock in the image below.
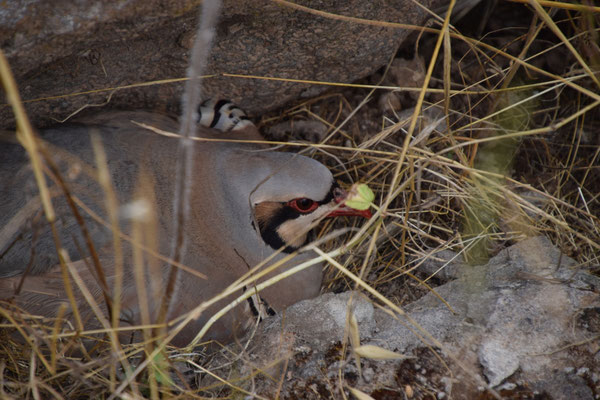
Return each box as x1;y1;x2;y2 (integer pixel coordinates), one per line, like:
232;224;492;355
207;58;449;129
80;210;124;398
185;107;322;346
232;236;600;398
260;290;375;352
531;372;594;400
478;337;519;387
1;0;438;131
417;249;464;281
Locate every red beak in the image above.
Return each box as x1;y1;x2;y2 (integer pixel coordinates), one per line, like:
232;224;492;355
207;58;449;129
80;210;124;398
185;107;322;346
326;187;373;219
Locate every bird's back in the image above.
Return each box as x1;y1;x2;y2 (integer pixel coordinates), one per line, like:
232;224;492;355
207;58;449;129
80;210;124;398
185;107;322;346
1;109;263;267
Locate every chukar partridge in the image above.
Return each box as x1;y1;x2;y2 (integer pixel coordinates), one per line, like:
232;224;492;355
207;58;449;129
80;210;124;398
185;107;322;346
0;101;370;346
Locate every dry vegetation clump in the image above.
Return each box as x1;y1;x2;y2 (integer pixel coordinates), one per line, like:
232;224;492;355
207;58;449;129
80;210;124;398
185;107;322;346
275;0;600;300
1;1;599;398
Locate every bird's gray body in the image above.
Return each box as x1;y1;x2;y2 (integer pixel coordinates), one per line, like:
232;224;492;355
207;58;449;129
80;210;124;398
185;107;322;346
0;111;332;346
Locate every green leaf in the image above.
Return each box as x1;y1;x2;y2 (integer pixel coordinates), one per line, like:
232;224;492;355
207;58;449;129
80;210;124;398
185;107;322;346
345;184;375;211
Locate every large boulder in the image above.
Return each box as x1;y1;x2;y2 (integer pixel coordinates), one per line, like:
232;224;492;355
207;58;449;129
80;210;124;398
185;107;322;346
1;0;436;130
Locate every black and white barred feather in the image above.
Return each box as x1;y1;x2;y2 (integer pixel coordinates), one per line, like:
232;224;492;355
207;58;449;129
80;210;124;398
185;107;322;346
197;99;254;132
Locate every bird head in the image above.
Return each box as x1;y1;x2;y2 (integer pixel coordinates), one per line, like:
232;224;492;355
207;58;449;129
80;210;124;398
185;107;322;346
226;150;372;253
253;181;372;252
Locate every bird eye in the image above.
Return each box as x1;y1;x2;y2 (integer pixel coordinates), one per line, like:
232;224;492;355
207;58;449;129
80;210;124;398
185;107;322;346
288;198;318;213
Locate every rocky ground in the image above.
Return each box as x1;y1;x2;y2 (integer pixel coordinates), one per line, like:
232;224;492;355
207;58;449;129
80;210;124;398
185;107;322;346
191;237;600;399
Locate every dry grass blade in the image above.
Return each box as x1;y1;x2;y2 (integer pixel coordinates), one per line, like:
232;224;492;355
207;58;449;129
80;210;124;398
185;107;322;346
157;0;222;335
347;386;376;400
509;0;600;12
528;0;600;88
354;345;413;360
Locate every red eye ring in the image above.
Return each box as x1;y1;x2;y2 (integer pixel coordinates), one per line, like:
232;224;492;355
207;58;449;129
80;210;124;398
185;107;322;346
288;198;318;213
